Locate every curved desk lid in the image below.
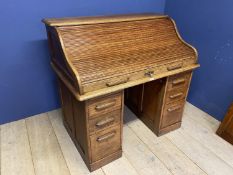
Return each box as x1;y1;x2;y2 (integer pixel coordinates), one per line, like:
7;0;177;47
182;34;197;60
43;14;199;99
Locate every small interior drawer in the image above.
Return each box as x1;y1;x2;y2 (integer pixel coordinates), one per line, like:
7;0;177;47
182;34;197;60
90;125;121;162
167;71;191;90
89;109;121;134
161;100;185;128
165;87;188;104
87;92;122;118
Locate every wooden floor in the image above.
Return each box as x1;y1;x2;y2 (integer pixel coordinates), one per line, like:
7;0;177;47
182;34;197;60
1;102;233;175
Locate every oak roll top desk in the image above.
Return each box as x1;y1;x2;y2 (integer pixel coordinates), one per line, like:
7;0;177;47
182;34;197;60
42;13;199;171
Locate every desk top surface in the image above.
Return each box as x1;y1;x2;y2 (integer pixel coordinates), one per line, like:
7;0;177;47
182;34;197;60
42;13;166;26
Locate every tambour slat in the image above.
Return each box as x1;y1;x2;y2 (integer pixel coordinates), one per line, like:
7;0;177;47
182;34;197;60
43;14;198;95
57;17;196;86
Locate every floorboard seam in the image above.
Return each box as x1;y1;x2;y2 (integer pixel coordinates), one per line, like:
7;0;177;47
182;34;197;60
184;107;219;131
121;152;142;175
164;133;208;175
185;103;220;124
47;113;72;175
173;128;233;171
25;119;37;175
100;168;107;175
125;124;175;175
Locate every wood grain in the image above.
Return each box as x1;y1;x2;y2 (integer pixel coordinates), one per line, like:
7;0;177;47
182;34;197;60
182;116;233;168
59;81;124;171
57;18;196;84
124;107;205;175
123;126;172;175
48;109;105;175
183;102;220;132
102;155;139;175
26;114;70;175
44;14;198;96
51;62;199;101
87;92;122;118
41;14;200;171
42;13;166;26
0;120;35;175
2;103;233;175
217;103;233;145
167;130;233;175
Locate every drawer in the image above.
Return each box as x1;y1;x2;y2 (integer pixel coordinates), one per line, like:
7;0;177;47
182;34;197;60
82;59;194;94
165;87;188;104
90;125;121;162
167;71;192;90
87;92;122;118
161;100;185;128
89;109;121;134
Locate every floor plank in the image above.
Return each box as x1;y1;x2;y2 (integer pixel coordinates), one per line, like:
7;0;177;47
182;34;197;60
123;126;172;175
102;154;139;175
0;120;35;175
48;109;105;175
181;116;233;168
184;102;220;132
26;113;70;175
124;107;206;175
167;130;233;175
1;102;233;175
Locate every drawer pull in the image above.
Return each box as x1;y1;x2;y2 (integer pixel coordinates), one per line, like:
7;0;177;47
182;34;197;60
167;63;183;71
95;100;116;111
145;70;155;77
167;106;182;112
95;117;115;128
106;79;128;87
97;132;116;142
169;92;183;99
172;78;185;85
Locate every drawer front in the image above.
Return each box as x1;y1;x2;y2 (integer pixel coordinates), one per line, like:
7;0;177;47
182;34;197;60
167;71;192;90
82;59;195;94
90;125;121;162
87;92;122;118
161;100;185;128
165;87;188;104
89;109;121;134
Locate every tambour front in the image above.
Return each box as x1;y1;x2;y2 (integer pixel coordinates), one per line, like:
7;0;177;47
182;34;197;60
43;14;199;171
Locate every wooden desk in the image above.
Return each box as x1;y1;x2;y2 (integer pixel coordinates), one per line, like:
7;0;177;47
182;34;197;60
42;14;199;171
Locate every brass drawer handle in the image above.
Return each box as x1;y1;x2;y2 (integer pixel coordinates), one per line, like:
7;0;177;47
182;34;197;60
167;106;182;112
106;79;128;87
145;70;155;77
167;63;183;71
169;92;183;99
172;78;185;85
95;100;116;111
96;132;116;142
95;117;115;128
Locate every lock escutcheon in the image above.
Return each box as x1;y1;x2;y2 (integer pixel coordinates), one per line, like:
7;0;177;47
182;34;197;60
145;70;155;77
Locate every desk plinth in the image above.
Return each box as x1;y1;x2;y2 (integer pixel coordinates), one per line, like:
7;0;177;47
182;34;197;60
43;14;199;171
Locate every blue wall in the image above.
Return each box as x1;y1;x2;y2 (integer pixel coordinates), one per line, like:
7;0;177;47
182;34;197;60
0;0;165;124
2;0;231;124
165;0;233;121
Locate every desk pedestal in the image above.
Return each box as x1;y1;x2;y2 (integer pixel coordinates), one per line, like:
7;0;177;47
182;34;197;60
59;71;192;171
126;71;192;136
